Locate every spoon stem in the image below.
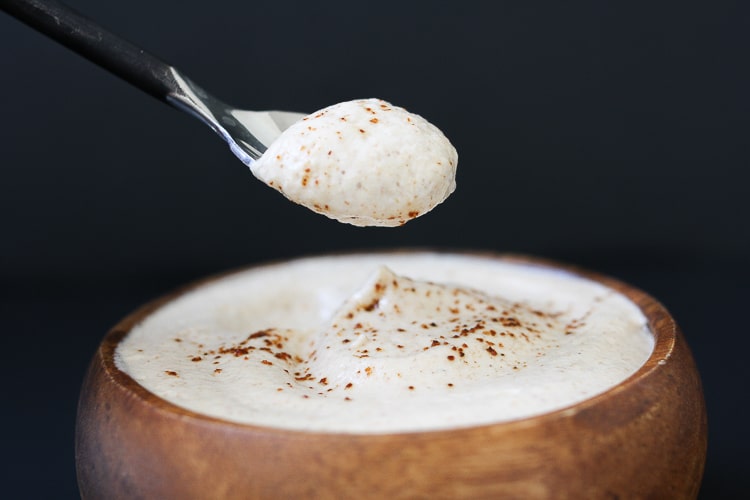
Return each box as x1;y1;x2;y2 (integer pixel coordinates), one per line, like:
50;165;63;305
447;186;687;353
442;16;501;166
1;0;176;101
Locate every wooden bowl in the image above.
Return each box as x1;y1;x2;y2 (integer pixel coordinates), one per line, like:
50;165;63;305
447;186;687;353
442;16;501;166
75;254;706;499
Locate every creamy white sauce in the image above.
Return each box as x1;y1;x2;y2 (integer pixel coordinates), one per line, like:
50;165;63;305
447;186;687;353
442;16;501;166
116;253;654;433
249;99;457;226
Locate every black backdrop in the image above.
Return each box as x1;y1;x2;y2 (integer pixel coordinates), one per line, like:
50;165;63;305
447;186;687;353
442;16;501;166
1;0;747;497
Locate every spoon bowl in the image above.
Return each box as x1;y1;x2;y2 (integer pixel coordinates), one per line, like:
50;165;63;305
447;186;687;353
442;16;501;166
166;71;306;164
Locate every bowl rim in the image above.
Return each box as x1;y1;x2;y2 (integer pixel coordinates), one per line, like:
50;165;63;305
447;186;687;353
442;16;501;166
96;249;676;438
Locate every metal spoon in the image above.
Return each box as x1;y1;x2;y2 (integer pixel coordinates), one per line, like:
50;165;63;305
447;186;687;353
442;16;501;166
1;0;305;165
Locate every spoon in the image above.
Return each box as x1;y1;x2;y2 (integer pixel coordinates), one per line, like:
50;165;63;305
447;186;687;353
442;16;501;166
3;0;459;227
1;0;305;165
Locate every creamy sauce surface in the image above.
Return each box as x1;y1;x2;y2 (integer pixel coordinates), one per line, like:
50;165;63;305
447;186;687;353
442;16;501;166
116;253;654;433
250;99;457;226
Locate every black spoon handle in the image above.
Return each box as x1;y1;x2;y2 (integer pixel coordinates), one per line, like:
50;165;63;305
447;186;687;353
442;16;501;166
1;0;178;100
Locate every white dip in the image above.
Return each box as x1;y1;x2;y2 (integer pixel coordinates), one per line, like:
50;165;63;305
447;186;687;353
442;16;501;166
116;253;654;433
249;99;458;226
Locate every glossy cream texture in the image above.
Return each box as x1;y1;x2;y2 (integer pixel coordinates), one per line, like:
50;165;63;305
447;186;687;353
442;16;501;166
249;99;457;226
116;253;654;433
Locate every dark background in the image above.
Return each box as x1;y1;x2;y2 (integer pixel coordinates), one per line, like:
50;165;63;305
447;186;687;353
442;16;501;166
1;0;747;497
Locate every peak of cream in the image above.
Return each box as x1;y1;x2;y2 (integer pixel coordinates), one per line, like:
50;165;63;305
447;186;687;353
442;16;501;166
249;99;458;226
306;267;572;389
115;253;654;433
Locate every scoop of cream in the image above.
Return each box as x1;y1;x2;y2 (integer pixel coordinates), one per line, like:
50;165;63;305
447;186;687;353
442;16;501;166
249;98;458;226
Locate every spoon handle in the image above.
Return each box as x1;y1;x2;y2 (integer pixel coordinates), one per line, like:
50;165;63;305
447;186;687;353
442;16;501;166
2;0;278;164
1;0;177;101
